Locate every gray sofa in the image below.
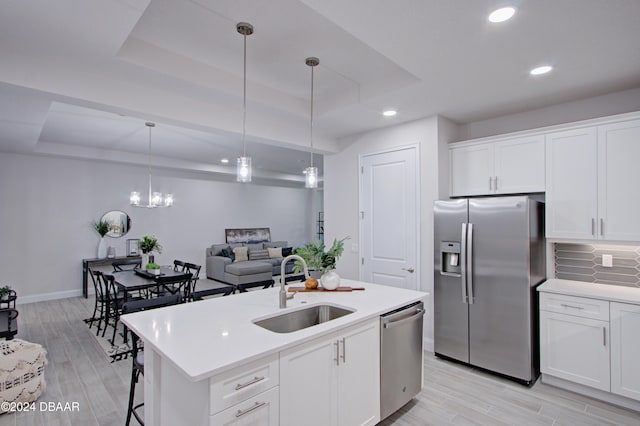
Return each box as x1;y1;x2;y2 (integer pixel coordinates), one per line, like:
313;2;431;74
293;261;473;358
205;241;296;286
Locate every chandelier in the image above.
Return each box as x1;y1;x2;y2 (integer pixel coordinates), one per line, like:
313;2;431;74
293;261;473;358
236;22;253;183
130;122;174;208
304;57;319;188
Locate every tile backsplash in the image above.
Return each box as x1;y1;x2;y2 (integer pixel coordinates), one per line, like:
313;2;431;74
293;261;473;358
554;243;640;288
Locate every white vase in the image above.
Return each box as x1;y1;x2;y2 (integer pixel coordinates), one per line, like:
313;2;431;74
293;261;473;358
97;237;107;259
141;253;149;268
321;270;340;290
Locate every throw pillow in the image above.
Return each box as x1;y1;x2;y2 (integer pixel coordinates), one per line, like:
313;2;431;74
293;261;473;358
282;247;293;257
267;247;282;258
249;248;269;260
233;246;249;262
221;246;235;262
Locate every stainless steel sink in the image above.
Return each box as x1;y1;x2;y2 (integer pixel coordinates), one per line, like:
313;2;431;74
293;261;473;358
253;304;355;333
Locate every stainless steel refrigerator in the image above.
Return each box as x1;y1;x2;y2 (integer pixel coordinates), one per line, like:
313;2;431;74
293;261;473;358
433;196;545;384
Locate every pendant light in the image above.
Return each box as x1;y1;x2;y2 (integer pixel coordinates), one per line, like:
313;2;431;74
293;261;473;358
130;122;174;208
304;57;319;188
236;22;253;183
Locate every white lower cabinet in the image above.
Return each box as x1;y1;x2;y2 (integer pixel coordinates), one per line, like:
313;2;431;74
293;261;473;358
610;302;640;400
210;387;279;426
540;310;610;391
279;319;380;426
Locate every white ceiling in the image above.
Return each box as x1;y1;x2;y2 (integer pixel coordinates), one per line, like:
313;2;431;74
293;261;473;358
0;0;638;183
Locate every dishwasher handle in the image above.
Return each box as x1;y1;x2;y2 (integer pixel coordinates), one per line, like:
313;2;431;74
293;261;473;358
382;308;425;329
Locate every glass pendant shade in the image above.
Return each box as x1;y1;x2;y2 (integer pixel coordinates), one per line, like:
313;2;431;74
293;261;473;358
237;156;252;183
305;166;318;188
130;122;174;208
130;191;141;206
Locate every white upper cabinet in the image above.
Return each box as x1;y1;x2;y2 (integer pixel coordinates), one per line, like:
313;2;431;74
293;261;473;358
597;120;640;241
546;118;640;241
545;127;599;239
449;135;544;197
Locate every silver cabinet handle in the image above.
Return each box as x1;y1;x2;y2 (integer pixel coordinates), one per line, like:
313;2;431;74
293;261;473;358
235;401;266;418
334;340;340;365
592;218;595;236
235;376;265;390
402;267;415;273
489;176;492;191
340;337;346;363
494;176;498;191
560;303;584;310
603;327;606;346
383;308;425;329
600;218;604;236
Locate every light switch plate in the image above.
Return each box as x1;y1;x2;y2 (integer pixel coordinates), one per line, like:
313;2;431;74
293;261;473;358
602;254;613;268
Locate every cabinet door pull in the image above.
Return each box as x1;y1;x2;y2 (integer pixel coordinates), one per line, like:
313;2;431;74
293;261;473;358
334;340;340;365
340;337;346;363
602;327;606;346
600;218;604;236
592;218;595;236
489;176;492;191
560;303;584;310
494;176;498;191
235;401;266;418
234;376;265;391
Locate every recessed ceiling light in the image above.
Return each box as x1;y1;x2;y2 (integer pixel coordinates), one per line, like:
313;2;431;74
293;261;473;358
530;65;553;76
221;158;229;164
382;110;397;117
488;7;516;23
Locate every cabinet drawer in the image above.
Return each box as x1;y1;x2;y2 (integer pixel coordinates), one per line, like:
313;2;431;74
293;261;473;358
540;292;609;321
209;353;279;415
210;386;279;425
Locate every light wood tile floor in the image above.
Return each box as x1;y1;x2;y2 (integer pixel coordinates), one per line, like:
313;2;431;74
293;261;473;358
1;296;639;425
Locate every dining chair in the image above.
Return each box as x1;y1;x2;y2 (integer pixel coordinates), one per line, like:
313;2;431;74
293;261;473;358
101;273;126;345
0;307;18;340
173;259;187;272
87;269;110;336
122;293;182;426
154;273;192;300
183;262;201;302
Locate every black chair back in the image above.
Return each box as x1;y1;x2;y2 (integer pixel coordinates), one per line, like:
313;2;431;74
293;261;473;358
155;273;192;298
90;269;108;302
113;259;142;272
183;263;201;301
173;260;186;272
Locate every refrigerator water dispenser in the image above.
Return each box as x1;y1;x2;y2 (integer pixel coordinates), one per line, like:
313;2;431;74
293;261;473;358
440;242;461;276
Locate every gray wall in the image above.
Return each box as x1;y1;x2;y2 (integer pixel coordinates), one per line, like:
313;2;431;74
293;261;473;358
0;152;317;302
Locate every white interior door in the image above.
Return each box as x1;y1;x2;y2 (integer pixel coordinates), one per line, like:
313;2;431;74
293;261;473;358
360;146;418;290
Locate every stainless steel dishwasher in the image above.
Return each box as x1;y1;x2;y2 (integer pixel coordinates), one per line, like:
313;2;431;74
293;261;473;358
380;301;425;420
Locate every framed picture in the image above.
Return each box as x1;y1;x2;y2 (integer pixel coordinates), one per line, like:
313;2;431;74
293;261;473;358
225;228;271;244
126;239;140;256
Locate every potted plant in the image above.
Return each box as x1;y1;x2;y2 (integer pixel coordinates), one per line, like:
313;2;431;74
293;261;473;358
0;285;13;301
138;235;162;266
294;237;349;290
93;219;111;258
145;262;161;275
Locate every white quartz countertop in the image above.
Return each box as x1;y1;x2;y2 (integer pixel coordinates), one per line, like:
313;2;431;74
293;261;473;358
121;279;427;382
538;279;640;304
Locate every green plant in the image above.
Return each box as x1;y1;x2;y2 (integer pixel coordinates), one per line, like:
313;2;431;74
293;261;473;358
0;285;12;298
293;237;349;273
145;262;160;270
138;235;162;254
93;219;111;238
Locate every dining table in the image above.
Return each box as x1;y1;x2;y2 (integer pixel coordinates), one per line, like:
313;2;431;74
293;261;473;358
112;266;188;301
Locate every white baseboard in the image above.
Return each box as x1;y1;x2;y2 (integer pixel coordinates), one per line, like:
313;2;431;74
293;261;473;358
423;336;434;353
542;374;640;412
17;289;83;305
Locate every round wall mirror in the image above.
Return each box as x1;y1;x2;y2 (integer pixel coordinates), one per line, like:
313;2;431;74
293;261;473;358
101;210;132;238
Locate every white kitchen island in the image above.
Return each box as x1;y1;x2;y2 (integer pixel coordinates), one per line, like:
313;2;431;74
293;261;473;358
121;279;427;426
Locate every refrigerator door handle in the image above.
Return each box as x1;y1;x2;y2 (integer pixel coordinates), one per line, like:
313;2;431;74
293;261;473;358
466;223;474;304
460;223;468;304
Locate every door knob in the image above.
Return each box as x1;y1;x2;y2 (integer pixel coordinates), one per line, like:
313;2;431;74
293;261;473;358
402;267;415;273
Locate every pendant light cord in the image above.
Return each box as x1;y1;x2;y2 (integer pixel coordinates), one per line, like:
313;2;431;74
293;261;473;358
242;32;247;157
309;63;314;168
147;123;153;201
